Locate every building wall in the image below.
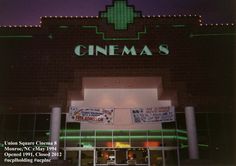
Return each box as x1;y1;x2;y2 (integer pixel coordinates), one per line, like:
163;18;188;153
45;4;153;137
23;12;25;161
0;17;235;113
0;16;235;163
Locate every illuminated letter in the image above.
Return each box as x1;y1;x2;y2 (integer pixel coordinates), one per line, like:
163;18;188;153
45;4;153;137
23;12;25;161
74;45;87;56
96;45;108;55
140;45;152;56
159;44;169;55
109;45;119;56
88;45;94;56
122;46;137;56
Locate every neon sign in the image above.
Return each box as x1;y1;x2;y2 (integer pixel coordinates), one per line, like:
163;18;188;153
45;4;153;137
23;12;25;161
115;142;131;148
74;44;169;56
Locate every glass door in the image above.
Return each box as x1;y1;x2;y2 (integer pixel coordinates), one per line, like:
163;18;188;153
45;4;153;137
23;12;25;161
116;149;127;164
65;151;79;166
65;149;95;166
164;149;178;166
96;149;115;165
149;150;164;166
80;150;95;166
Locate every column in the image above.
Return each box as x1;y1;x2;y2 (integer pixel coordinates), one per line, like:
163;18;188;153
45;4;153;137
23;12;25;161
78;150;81;166
147;149;151;166
185;106;199;159
50;106;61;160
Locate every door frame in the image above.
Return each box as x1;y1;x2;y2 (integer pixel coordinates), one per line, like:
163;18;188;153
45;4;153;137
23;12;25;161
64;147;95;166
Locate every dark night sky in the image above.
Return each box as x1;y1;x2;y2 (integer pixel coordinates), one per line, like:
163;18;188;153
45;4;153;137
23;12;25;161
0;0;235;25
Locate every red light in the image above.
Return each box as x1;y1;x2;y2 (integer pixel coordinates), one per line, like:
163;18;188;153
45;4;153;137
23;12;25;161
106;142;113;147
102;151;109;160
128;151;134;160
144;141;161;147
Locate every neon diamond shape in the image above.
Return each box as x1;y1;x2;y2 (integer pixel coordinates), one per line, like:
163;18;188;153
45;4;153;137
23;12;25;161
100;0;141;30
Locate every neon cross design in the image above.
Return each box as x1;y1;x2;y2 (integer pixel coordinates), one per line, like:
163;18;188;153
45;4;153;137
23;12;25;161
100;0;141;30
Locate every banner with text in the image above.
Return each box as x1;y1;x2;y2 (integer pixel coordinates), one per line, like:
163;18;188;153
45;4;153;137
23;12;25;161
67;106;114;124
131;107;175;123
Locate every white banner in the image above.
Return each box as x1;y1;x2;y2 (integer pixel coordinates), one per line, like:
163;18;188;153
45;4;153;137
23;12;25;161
131;106;175;123
67;106;114;124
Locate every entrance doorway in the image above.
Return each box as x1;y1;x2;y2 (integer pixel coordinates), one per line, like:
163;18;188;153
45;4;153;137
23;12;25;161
149;150;163;166
81;150;94;166
65;148;95;166
96;149;116;165
96;148;149;166
65;147;179;166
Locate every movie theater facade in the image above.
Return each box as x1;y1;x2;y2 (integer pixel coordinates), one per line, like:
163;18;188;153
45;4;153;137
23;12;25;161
0;0;235;165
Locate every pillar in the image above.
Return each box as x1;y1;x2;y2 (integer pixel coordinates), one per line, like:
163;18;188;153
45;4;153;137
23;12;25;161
50;107;61;160
185;106;199;159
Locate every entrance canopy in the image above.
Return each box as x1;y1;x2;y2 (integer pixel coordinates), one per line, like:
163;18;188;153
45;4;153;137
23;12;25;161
70;77;172;130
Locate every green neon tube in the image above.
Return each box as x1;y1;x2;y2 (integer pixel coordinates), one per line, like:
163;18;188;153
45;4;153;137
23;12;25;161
58;129;187;134
59;135;187;141
180;143;209;149
172;25;186;28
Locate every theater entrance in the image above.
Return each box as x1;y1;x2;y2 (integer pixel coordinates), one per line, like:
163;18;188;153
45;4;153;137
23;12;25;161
96;148;150;165
62;128;183;166
64;147;179;166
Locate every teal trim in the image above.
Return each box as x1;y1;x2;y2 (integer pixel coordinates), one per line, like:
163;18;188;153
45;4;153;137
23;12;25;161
172;25;186;28
82;26;146;41
190;33;236;38
198;144;209;147
0;35;32;38
59;25;69;29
